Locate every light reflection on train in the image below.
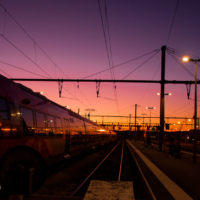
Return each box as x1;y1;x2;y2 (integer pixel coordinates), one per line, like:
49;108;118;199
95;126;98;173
0;74;116;195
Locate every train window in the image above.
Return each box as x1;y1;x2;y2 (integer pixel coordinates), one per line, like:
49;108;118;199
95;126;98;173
70;118;74;123
56;117;63;135
20;107;34;136
36;112;46;135
0;98;9;120
47;115;55;135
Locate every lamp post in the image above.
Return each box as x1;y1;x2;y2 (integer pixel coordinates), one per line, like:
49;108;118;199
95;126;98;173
183;57;200;163
141;113;147;131
146;107;156;128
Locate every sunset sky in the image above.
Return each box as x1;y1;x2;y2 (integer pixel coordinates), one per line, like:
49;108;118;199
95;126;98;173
0;0;200;127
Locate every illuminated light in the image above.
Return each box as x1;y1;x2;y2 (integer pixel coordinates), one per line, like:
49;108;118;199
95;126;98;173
1;128;11;131
181;130;183;131
50;120;53;122
178;122;180;124
157;93;161;95
98;129;105;132
17;112;21;115
173;124;175;125
168;93;172;95
11;113;16;116
189;119;191;121
40;91;44;94
139;123;140;124
146;107;148;109
188;129;190;131
12;128;17;131
32;128;35;129
197;126;198;128
187;136;190;139
182;57;189;62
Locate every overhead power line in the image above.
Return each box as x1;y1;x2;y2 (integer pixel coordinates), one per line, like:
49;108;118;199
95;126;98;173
0;68;12;78
167;47;200;60
98;0;120;115
167;49;196;79
122;50;160;80
0;60;49;78
139;64;161;104
0;34;53;78
0;4;95;110
83;49;160;79
166;0;180;45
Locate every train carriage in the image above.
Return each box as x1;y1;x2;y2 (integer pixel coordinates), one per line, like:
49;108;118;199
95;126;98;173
0;74;116;194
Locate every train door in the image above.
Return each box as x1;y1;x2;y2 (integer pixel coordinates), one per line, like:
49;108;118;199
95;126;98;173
64;118;70;153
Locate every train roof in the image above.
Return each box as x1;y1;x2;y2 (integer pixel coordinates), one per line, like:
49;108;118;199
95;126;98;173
0;74;101;127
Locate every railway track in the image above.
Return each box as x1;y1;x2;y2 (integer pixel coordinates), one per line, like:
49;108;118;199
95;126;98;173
70;140;153;199
5;139;155;200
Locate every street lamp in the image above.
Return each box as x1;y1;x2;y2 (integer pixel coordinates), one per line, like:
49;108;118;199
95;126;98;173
183;56;200;163
146;107;156;128
157;93;172;96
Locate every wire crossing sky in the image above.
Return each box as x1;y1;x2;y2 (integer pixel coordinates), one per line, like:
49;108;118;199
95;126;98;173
0;0;200;124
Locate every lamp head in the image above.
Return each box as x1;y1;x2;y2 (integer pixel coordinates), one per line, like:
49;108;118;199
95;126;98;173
182;57;190;62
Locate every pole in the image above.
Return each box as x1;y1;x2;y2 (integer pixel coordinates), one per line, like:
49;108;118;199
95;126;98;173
143;116;144;130
129;114;131;139
159;46;166;151
150;109;151;128
193;61;197;163
135;104;137;141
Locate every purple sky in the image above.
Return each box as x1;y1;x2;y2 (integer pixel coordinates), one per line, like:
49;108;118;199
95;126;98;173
1;0;200;125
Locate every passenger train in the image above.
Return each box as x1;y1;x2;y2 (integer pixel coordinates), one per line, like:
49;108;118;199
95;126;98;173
0;74;117;194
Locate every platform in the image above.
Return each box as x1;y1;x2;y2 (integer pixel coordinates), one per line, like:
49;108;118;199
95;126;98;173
83;180;134;200
127;139;200;200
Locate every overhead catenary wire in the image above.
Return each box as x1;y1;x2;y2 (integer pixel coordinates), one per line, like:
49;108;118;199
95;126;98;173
0;60;49;79
0;4;96;111
82;49;160;79
2;7;6;36
108;105;135;115
167;49;195;79
0;68;12;78
0;34;53;78
139;64;161;104
166;0;180;45
98;0;120;115
122;50;160;80
173;105;200;117
167;47;200;59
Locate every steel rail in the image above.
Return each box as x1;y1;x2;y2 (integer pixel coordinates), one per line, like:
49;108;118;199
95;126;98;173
70;141;121;197
118;140;124;181
126;140;156;200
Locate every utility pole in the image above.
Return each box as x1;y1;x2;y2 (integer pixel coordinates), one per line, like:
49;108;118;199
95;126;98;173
129;114;131;139
159;46;166;151
135;104;137;141
194;60;197;163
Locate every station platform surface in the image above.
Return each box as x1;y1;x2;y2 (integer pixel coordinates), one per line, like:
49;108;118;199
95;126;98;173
127;140;200;200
